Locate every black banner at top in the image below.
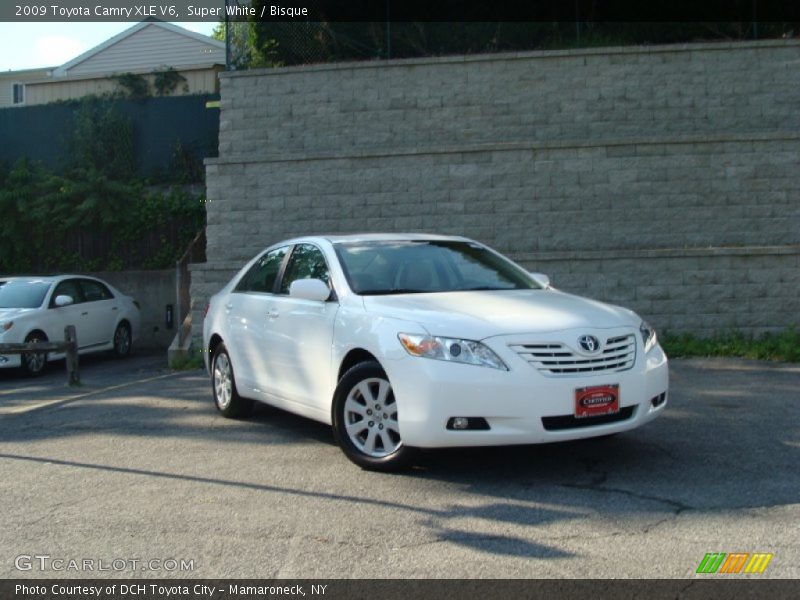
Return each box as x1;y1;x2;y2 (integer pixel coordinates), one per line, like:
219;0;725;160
4;0;800;23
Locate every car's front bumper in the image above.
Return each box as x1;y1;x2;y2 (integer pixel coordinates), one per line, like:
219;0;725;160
0;354;22;369
0;330;23;368
386;333;669;448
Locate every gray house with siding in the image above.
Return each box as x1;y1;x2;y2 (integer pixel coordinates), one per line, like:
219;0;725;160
0;21;225;108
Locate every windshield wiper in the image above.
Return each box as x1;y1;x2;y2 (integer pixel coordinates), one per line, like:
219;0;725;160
358;288;429;296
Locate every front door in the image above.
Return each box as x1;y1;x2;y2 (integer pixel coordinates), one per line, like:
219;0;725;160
266;243;338;410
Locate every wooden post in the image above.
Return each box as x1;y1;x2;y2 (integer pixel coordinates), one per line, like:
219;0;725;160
64;325;80;386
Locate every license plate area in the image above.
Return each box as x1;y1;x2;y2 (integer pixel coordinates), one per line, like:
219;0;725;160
575;384;619;418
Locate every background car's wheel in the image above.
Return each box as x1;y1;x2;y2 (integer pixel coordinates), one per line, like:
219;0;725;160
332;361;415;471
21;332;48;377
112;322;132;357
211;343;252;418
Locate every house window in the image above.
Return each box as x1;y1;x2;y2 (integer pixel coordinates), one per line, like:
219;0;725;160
12;83;25;105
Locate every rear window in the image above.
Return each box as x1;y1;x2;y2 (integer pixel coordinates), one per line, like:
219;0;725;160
0;280;51;308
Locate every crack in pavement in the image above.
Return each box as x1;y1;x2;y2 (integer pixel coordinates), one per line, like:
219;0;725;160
558;457;694;518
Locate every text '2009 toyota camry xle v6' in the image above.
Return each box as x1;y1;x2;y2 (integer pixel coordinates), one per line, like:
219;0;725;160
203;234;668;471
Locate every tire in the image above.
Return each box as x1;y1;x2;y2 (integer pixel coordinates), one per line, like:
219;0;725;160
332;361;415;471
112;322;132;358
211;343;252;418
21;332;48;377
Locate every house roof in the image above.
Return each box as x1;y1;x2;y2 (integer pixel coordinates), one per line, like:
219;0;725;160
0;66;54;78
52;20;225;77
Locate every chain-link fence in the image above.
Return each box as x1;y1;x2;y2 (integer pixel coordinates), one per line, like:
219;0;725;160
222;13;798;70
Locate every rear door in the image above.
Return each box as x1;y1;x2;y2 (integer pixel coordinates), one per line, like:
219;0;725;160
78;279;118;348
225;246;289;394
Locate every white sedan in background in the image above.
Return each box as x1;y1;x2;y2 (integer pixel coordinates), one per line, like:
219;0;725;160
0;275;141;375
203;234;668;471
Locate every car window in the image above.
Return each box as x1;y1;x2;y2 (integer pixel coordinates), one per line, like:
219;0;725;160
0;280;51;309
235;246;288;293
80;279;114;302
279;244;331;295
50;279;85;307
335;241;536;295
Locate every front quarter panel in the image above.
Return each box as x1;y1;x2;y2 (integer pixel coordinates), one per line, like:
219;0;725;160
331;300;426;395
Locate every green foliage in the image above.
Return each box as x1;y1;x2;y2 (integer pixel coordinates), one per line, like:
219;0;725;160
167;138;205;184
169;346;205;371
1;95;207;274
213;21;264;69
242;19;799;67
660;329;800;363
70;100;135;181
0;163;205;274
153;67;188;96
111;72;151;99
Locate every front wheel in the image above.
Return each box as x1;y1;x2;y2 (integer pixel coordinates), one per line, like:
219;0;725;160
332;361;415;471
211;343;252;418
21;332;48;377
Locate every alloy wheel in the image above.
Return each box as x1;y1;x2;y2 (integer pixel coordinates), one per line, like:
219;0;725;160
343;377;402;458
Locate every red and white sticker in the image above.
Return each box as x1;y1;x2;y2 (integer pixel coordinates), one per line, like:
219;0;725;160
575;384;620;418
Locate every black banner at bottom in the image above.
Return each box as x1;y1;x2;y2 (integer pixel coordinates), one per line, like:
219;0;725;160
2;580;799;600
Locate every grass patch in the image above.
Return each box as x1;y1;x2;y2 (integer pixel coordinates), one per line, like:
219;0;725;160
169;346;205;371
660;328;800;363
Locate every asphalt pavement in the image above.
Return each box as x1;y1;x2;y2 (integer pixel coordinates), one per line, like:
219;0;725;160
0;355;797;578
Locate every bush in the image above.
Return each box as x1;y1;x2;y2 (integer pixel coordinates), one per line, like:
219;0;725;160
0;159;205;273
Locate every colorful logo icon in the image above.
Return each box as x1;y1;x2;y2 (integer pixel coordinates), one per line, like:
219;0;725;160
696;552;773;574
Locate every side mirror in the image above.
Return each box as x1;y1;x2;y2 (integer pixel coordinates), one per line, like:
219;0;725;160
529;273;551;289
289;279;331;302
54;294;74;307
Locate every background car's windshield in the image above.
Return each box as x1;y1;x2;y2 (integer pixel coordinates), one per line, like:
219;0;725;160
335;241;538;295
0;280;51;308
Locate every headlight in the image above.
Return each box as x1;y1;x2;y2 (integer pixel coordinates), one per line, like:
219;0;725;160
1;321;12;332
398;333;509;370
640;320;657;353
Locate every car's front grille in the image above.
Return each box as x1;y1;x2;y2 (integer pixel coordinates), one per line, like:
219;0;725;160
542;406;636;431
510;334;636;376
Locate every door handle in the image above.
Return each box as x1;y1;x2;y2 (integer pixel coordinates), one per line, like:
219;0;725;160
266;311;279;319
81;312;89;316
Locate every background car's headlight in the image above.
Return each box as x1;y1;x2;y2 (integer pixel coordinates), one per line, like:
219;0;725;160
398;333;508;370
640;320;657;353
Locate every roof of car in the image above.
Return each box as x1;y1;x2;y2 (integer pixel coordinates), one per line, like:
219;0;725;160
321;233;471;243
0;275;103;283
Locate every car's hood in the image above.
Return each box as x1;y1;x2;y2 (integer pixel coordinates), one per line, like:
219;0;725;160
0;307;37;321
362;289;638;339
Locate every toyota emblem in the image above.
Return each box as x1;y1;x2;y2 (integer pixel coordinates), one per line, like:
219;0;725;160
578;335;601;353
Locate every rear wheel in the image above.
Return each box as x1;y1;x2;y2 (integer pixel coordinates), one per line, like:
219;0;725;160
21;332;48;377
211;343;252;418
112;322;132;357
332;361;415;471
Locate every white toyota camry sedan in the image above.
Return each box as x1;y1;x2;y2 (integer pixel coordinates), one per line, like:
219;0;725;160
203;234;668;471
0;275;141;376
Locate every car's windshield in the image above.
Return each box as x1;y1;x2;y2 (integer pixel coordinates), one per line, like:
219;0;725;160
0;280;51;308
334;240;539;295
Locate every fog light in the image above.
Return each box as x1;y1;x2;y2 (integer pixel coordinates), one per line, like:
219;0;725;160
446;417;490;431
452;417;469;430
651;392;667;408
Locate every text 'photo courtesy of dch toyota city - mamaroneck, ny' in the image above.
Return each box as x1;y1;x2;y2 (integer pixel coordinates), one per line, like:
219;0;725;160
0;1;798;598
